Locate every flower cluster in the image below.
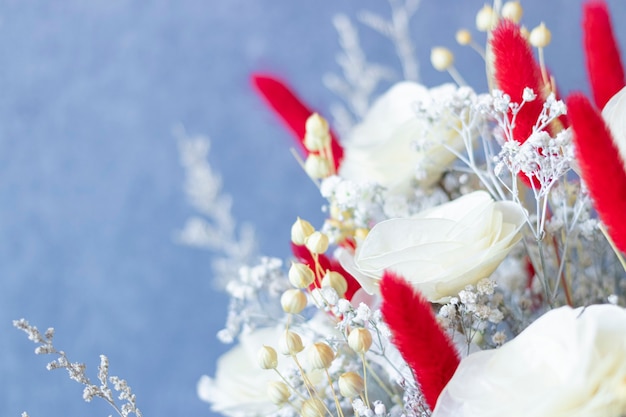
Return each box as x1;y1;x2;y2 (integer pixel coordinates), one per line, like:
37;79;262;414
198;1;626;417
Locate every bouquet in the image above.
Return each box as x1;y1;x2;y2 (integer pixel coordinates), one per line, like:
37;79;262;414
196;1;626;416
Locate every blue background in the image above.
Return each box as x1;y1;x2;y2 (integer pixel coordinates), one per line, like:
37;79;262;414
0;1;624;416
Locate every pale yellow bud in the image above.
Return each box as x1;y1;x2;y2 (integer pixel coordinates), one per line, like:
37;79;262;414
455;29;472;46
301;398;326;417
279;330;304;355
305;231;329;254
307;342;335;370
348;328;373;353
430;47;454;71
520;26;530;40
304;154;332;179
257;345;278;369
501;1;523;23
267;381;291;405
303;132;330;152
354;227;369;240
321;271;348;298
476;4;497;32
529;22;551;48
280;289;308;314
288;262;315;288
291;217;315;245
338;372;365;398
305;113;329;138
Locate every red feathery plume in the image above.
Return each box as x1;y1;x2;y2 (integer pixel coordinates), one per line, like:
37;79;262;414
251;73;343;169
380;272;460;411
491;20;549;188
291;243;360;300
567;93;626;253
583;0;625;109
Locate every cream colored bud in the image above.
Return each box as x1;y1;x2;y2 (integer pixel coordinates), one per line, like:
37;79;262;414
338;372;365;398
529;22;551;48
281;289;308;314
301;398;326;417
476;4;497;31
354;227;369;240
291;217;315;245
455;29;472;46
348;328;373;353
304;154;332;179
288;262;315;288
307;342;335;370
267;381;290;405
430;47;454;71
257;345;278;369
303;132;331;152
520;26;530;40
321;271;348;298
501;1;523;23
305;231;329;254
279;330;304;355
305;113;329;138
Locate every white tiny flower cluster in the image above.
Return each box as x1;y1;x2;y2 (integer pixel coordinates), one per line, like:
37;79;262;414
14;319;142;417
218;257;289;343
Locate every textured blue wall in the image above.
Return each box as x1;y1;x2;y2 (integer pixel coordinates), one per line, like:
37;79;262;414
0;1;624;416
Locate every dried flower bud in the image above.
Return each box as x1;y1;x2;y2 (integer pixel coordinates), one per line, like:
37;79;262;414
321;271;348;298
304;154;332;179
281;289;308;314
455;29;472;46
348;328;373;353
430;47;454;71
476;4;496;32
279;330;304;355
305;113;329;138
267;381;290;405
257;345;278;369
304;132;331;152
520;25;530;40
529;22;551;48
501;1;523;23
301;398;326;417
291;217;315;245
307;342;335;370
305;231;329;254
288;262;315;288
338;372;365;398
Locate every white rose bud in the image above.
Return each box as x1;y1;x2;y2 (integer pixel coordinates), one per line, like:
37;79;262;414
501;1;523;23
430;47;454;71
321;271;348;298
455;29;472;46
304;154;332;179
280;289;308;314
476;4;496;32
348;328;373;353
267;381;291;405
305;231;329;254
288;262;315;288
291;217;315;245
307;342;335;370
301;398;326;417
529;22;551;48
279;330;304;355
338;372;365;398
257;345;278;369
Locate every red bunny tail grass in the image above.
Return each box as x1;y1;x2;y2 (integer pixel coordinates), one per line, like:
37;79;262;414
251;73;343;169
583;0;625;109
567;93;626;253
491;20;547;145
380;272;460;411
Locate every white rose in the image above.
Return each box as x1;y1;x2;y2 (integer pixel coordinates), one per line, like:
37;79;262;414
601;85;626;172
338;82;466;192
197;327;283;417
340;191;525;302
433;305;626;417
